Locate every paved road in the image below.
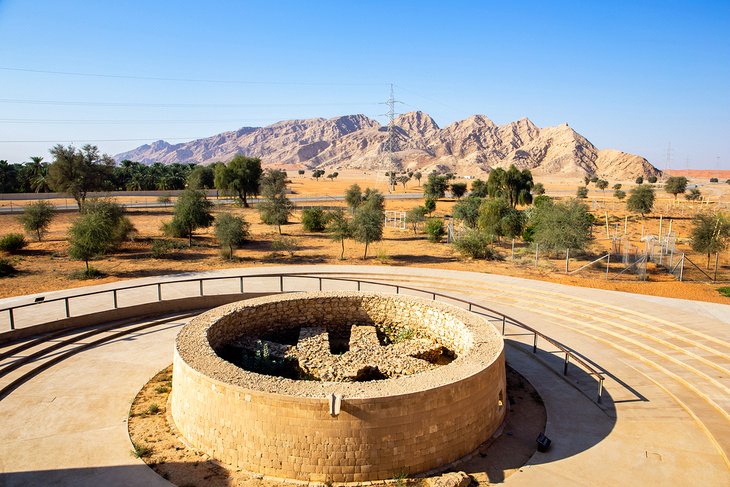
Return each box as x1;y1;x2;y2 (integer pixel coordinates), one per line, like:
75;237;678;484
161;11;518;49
0;266;729;486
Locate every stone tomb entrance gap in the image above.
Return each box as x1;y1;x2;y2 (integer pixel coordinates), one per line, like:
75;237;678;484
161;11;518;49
170;291;506;483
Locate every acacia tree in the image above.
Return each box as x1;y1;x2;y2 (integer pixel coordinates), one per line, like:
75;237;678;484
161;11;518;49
627;184;655;217
487;165;533;208
258;169;293;234
596;179;609;194
344;184;363;214
187;165;215;190
471;179;488;197
68;212;116;274
665;176;688;201
423;173;449;200
453;195;483;228
47;144;114;211
214;212;250;259
405;206;426;234
166;188;214;246
529;199;592;253
326;208;352;259
18;200;55;241
214;155;262;207
413;171;422;186
450;182;467;199
351;190;385;259
690;213;730;269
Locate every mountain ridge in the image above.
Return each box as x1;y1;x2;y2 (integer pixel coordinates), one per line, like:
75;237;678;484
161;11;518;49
114;112;660;178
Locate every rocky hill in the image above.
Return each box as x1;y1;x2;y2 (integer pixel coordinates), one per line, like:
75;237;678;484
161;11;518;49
115;112;660;178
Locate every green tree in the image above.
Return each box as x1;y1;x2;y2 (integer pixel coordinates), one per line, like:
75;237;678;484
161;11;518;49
627;184;655;217
214;212;250;259
477;198;524;241
612;183;622;190
423;173;449;200
532;182;545;195
214;155;262;207
67;211;120;274
614;189;626;200
47;144;114;211
425;218;446;242
405;206;426;234
351;193;385;259
312;169;325;181
685;188;702;201
470;179;488;197
187;165;215;190
690;213;730;269
596;179;609;193
258;169;293;234
301;206;327;232
576;186;589;199
664;176;688;200
450;182;467;199
487;165;533;208
452;229;496;260
396;175;411;190
413;171;422;186
83;199;135;244
165;188;214;246
453;195;482;228
648;175;658;184
18;200;55;241
26;156;51;193
424;197;436;216
530;199;593;252
344;184;363;213
297;169;305;176
326;208;351;259
635;176;644;184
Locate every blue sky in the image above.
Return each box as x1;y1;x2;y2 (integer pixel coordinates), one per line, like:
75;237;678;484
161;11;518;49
0;0;728;169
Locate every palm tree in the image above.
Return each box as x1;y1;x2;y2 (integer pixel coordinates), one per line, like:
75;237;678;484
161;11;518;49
27;156;51;193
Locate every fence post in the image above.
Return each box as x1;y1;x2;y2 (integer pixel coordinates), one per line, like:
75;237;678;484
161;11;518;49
535;244;539;268
606;253;610;280
511;239;515;261
679;254;685;281
565;248;570;273
715;253;719;282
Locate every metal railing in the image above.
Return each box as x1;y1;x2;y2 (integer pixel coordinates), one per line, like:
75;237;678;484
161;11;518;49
0;271;605;403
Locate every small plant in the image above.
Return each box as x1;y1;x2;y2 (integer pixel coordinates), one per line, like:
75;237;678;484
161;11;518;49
394;471;409;485
157;195;172;204
154;385;170;394
271;236;298;257
375;247;390;263
718;287;730;298
214;212;250;259
18;200;55;241
147;403;160;414
69;267;103;280
425;218;446;242
301;207;327;232
575;186;588;199
0;233;27;253
0;258;17;277
152;239;174;258
453;229;498;260
130;442;152;458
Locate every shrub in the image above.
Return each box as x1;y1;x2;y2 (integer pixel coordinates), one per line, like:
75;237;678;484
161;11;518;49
271;236;298;257
627;184;656;216
214;212;250;259
685;188;702;201
130;442;152;458
18;200;55;241
710;177;719;183
718;287;730;298
157;195;172;204
425;218;446;243
0;258;17;277
301;207;327;232
635;176;644;184
151;239;184;258
166;189;214;246
0;233;26;253
68;267;103;280
147;403;160;414
576;186;588;199
648;175;658;184
529;199;592;252
83;199;136;243
453;229;498;260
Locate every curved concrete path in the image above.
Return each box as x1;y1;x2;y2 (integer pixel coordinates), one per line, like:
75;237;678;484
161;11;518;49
0;265;729;486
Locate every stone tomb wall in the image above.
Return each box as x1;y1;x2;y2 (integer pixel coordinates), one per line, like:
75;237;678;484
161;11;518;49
171;292;506;483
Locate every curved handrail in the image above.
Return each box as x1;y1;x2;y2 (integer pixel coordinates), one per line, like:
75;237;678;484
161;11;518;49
0;271;605;402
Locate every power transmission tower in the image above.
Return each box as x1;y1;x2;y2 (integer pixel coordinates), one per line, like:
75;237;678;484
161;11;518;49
663;142;673;179
380;83;402;192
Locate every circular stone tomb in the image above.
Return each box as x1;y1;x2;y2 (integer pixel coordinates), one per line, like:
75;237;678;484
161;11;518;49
170;291;506;483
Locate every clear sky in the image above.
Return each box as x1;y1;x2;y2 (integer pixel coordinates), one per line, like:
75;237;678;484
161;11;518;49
0;0;728;169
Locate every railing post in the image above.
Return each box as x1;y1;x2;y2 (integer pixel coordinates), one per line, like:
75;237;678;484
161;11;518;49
64;298;70;318
597;377;604;403
199;280;204;296
279;275;284;292
157;283;162;302
9;308;15;330
318;277;322;291
563;353;569;375
357;281;361;291
395;286;400;294
113;290;118;309
432;292;436;300
501;316;506;335
239;277;244;294
532;333;538;353
468;303;472;312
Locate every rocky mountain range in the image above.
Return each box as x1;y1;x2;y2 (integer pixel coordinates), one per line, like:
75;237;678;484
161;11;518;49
115;112;660;178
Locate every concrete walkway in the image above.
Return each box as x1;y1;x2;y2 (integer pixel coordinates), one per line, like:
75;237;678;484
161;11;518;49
0;265;729;486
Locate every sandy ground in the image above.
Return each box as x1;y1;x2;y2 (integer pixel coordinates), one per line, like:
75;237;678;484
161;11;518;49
0;174;728;304
128;365;545;486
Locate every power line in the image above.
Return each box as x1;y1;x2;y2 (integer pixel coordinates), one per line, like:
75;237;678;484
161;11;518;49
0;118;279;125
0;98;379;108
0;66;388;87
0;137;205;143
